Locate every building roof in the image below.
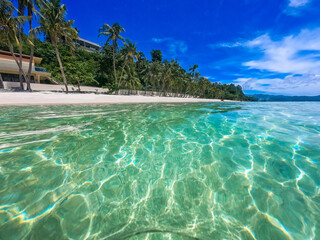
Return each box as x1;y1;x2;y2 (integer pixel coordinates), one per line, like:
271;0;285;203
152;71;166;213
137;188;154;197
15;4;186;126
77;38;101;48
0;50;42;64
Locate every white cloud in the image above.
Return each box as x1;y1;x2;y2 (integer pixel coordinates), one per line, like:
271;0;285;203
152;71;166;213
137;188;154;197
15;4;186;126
285;0;311;15
209;42;243;49
152;37;172;43
152;37;188;56
243;28;320;75
235;74;320;96
229;28;320;96
210;28;320;95
168;41;188;55
288;0;310;7
204;76;215;80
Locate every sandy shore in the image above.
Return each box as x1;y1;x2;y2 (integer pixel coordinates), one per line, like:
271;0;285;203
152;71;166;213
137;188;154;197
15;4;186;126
0;92;228;106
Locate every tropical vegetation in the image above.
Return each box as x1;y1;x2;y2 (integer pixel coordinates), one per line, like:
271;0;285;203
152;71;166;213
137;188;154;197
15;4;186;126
0;0;29;87
0;0;254;101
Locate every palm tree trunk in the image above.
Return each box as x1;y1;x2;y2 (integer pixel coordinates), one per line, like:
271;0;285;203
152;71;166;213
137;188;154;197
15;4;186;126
53;42;68;93
26;6;33;92
17;1;25;90
152;77;155;92
119;62;126;88
26;43;34;91
7;38;28;86
77;80;81;92
18;25;24;90
0;73;4;89
160;76;166;96
112;44;117;88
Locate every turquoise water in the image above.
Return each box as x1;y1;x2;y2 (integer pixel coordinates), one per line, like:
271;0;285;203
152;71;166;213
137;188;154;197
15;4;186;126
0;102;319;240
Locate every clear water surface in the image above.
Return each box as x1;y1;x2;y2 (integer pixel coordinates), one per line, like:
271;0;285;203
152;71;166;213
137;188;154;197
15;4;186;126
0;102;319;240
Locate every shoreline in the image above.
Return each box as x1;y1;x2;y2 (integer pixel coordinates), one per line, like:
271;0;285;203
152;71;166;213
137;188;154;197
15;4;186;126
0;92;232;106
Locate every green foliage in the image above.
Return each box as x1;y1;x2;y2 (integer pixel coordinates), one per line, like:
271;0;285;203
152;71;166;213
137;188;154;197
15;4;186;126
121;64;141;91
98;22;125;48
0;0;252;100
99;22;125;86
121;39;139;63
151;49;163;62
34;0;79;92
53;57;97;90
32;39;103;87
95;44;114;86
0;0;28;46
36;0;78;46
2;32;252;100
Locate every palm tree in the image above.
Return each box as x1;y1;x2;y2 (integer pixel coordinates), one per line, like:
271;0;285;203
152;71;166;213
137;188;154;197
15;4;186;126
17;0;25;89
122;39;139;63
99;22;125;88
0;0;29;83
159;62;172;96
122;64;141;94
26;0;42;91
187;64;200;97
169;60;183;96
0;30;4;88
119;39;139;86
16;0;42;91
0;73;3;88
142;61;161;93
189;64;199;79
0;27;3;88
198;77;209;98
35;0;78;93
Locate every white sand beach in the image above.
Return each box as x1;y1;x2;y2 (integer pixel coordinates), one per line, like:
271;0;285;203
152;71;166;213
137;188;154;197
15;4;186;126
0;92;229;106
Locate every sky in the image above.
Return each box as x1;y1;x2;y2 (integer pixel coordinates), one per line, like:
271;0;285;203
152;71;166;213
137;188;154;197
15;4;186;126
61;0;320;96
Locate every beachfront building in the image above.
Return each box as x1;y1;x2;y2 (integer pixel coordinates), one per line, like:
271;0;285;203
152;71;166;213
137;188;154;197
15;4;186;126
74;38;101;52
0;49;109;93
0;50;51;88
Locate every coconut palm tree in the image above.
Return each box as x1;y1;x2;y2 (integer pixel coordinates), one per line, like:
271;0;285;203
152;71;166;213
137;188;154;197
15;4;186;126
159;62;173;96
0;73;3;88
122;64;141;94
169;60;184;96
17;0;25;89
187;65;200;97
122;39;139;63
0;30;5;88
0;0;29;83
142;61;161;93
99;22;125;88
189;64;199;79
16;0;42;91
119;39;139;86
35;0;78;93
26;0;42;91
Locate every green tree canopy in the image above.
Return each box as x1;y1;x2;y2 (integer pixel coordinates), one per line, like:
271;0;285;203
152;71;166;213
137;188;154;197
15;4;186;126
151;49;162;62
99;22;125;87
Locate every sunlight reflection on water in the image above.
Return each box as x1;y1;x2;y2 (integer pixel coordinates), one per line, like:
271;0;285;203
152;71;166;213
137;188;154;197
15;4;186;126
0;102;319;239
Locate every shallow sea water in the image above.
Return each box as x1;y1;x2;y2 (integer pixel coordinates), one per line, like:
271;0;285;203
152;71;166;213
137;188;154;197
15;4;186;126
0;102;319;240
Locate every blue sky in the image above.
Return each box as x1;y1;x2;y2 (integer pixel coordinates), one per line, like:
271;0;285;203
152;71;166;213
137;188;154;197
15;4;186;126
62;0;320;96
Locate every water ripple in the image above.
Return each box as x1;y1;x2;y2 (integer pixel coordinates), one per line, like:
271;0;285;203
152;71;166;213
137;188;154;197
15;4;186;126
0;102;319;240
